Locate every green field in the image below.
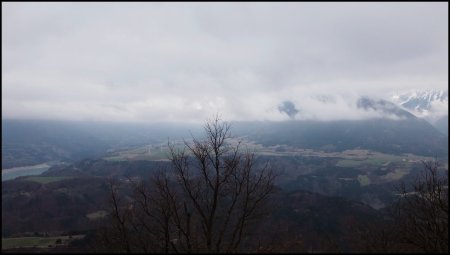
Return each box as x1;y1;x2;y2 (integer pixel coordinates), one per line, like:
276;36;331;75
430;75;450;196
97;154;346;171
103;144;171;162
86;210;108;220
336;156;399;168
24;176;73;184
2;235;84;249
357;175;371;186
379;168;410;181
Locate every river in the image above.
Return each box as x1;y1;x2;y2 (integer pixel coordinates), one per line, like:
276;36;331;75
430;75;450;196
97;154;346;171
2;163;52;181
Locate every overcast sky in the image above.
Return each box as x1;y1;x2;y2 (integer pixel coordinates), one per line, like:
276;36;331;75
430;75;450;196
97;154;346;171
2;2;448;123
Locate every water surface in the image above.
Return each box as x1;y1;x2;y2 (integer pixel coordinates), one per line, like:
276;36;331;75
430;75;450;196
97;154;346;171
2;164;51;181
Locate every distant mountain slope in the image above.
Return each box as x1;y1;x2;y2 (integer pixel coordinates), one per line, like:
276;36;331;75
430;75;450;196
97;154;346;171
2;119;109;168
233;98;448;157
1;119;200;169
356;96;416;119
234;119;447;157
2;98;447;170
433;116;448;136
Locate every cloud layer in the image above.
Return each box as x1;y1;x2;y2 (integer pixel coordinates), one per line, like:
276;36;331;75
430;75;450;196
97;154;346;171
2;2;448;122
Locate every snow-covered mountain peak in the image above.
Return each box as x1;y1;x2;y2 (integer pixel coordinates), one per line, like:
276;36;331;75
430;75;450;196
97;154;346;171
388;89;448;136
390;89;448;114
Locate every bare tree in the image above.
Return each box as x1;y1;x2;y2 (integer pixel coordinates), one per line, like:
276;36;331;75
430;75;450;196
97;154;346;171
351;160;448;253
100;116;277;253
392;160;448;253
97;178;133;253
99;173;183;253
166;115;277;253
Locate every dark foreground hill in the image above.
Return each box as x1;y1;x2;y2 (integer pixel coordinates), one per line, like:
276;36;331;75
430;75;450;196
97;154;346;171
2;175;382;252
2;176;110;237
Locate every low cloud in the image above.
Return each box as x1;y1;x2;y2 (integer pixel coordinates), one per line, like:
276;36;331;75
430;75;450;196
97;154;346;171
2;3;448;122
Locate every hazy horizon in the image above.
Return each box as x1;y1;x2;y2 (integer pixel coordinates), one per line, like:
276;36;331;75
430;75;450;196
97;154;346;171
2;2;448;123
